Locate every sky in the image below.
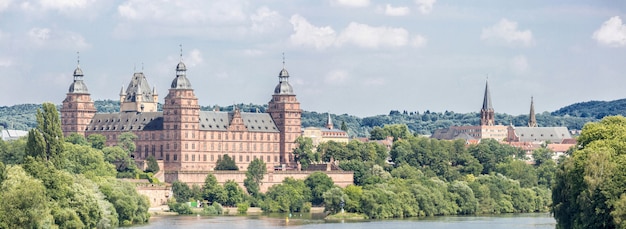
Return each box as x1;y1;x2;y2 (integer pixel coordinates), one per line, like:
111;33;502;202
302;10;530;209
0;0;625;117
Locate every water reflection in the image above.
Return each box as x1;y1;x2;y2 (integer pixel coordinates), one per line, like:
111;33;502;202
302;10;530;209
125;213;555;229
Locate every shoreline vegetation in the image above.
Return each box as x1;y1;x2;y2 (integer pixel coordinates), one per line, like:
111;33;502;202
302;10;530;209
3;103;625;228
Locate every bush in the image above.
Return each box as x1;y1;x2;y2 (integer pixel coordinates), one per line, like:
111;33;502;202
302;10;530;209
237;202;249;214
203;203;224;215
168;202;193;215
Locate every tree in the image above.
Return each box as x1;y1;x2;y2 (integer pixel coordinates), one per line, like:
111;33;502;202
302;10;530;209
293;136;318;170
117;132;137;156
223;180;245;207
87;134;106;150
145;155;159;174
552;116;626;228
305;172;335;205
532;147;553;167
172;181;192;203
215;154;238;170
244;158;266;196
0;165;54;228
323;187;347;214
340;121;348;132
34;103;65;164
65;133;89;146
202;174;227;204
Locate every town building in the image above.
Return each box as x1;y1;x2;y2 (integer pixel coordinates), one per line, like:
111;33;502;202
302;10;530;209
61;52;302;175
302;113;349;146
431;80;508;141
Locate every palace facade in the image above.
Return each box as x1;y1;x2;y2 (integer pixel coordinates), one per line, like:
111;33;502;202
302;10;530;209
61;55;302;173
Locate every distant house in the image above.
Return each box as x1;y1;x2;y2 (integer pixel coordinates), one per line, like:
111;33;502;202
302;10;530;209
1;129;28;141
302;113;349;146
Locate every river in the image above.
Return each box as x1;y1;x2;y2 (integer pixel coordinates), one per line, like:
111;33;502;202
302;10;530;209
126;213;556;228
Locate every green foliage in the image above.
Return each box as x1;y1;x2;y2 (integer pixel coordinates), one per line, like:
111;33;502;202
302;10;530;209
172;181;193;203
97;177;150;226
215;154;238;170
0;137;26;165
223;180;245;207
323;187;348;214
168;200;193;215
87;134;106;150
34;103;65;164
293;136;318;169
145;155;160;173
202;173;227;204
369;124;411;140
468;139;518;174
495;160;538;188
237;202;250;214
262;177;312;213
65;133;89;146
202;202;224;215
0;165;54;228
305;172;335;205
552;116;626;229
244;158;266;196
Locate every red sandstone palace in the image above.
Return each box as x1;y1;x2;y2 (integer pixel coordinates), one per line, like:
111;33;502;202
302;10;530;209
61;53;302;175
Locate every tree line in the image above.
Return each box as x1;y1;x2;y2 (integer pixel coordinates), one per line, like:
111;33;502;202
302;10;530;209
0;103;150;228
0;99;606;137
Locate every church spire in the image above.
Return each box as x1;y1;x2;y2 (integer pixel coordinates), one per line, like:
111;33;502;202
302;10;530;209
326;112;334;129
68;52;88;93
528;96;537;127
480;79;495;126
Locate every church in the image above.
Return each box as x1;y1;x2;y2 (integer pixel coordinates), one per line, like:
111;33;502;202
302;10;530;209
60;52;302;174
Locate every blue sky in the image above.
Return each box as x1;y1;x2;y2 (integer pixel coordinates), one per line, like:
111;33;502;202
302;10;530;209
0;0;624;117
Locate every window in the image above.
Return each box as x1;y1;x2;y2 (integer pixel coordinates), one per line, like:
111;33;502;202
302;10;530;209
166;154;170;161
192;154;195;161
174;154;178;161
185;154;188;161
267;155;270;162
246;155;250;162
203;154;207;161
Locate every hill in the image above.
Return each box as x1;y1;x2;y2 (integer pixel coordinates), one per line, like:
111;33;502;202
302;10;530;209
551;98;626;119
2;98;621;137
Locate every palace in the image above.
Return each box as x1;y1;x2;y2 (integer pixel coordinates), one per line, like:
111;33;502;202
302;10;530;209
61;53;302;174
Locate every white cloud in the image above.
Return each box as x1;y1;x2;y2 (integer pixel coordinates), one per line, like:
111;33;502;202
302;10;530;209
324;70;349;85
415;0;435;14
289;14;426;50
0;0;11;12
39;0;89;11
330;0;369;8
27;27;90;49
363;78;385;86
289;14;337;50
336;22;410;48
242;49;263;56
481;18;533;46
592;16;626;47
118;0;246;25
0;58;13;67
510;55;529;74
250;7;283;33
411;35;427;47
382;4;410;16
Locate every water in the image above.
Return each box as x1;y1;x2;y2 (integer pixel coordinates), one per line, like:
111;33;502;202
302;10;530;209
126;213;556;229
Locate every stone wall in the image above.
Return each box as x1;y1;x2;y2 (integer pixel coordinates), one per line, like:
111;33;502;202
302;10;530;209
165;170;354;193
135;183;172;207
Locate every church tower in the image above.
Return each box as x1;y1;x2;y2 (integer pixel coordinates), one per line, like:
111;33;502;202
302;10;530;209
267;55;302;165
325;113;334;129
528;96;538;127
162;47;200;171
61;55;96;136
120;70;158;113
480;80;495;126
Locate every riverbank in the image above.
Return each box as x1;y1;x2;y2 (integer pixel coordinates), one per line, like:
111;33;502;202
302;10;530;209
148;205;326;216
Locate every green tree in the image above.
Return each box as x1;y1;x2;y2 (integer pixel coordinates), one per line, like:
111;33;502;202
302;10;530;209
117;132;137;155
323;187;347;214
34;103;65;164
293;136;318;170
172;181;192;203
223;180;245;207
145;155;159;173
0;138;26;165
25;129;45;159
532;147;553;167
87;134;106;150
0;165;54;228
262;177;312;213
244;158;266;196
340;121;348;132
305;172;335;205
552;116;626;229
215;154;238;170
202;174;227;204
65;133;89;146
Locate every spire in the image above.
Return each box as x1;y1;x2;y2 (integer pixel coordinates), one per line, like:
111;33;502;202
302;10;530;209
482;79;493;111
171;44;192;89
528;96;537;127
326;112;334;129
480;79;495;126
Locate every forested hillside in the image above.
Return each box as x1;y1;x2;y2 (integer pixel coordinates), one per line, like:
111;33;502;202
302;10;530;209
2;98;622;137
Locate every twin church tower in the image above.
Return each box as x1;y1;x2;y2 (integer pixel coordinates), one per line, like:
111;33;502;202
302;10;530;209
61;50;301;177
